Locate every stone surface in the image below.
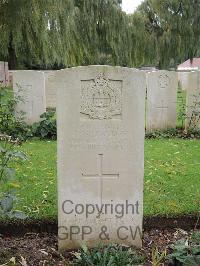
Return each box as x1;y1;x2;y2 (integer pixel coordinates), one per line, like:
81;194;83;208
178;71;190;90
186;71;200;129
55;66;145;250
8;70;14;86
13;70;46;124
44;70;57;109
0;61;9;86
146;70;178;131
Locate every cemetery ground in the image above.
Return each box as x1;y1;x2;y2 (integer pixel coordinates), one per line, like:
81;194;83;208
2;138;199;218
0;84;199;264
0;138;199;265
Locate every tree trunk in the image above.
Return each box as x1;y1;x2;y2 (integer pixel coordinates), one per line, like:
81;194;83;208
8;33;17;70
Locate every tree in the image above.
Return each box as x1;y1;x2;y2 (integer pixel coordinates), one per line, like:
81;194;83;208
2;0;198;69
0;0;75;69
126;11;156;67
0;0;152;69
72;0;127;65
73;0;152;67
138;0;200;68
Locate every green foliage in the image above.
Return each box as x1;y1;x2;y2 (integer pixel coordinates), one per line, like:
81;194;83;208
0;0;75;69
0;134;27;219
0;0;199;69
191;231;200;245
168;232;200;266
31;111;57;139
0;0;120;68
72;243;145;266
145;128;200;139
139;0;200;68
0;88;56;140
0;0;154;69
0;87;30;140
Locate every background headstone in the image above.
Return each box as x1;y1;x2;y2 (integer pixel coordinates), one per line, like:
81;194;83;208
13;70;46;124
44;70;57;109
178;71;190;90
186;71;200;130
8;70;14;86
55;66;146;251
146;70;178;131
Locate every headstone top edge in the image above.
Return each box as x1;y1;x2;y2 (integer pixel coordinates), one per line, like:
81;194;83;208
12;70;44;73
54;65;139;74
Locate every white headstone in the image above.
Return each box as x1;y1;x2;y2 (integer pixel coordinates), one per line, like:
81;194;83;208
186;71;200;129
146;70;178;131
55;66;145;251
44;70;57;109
8;70;14;86
13;70;46;124
178;71;190;90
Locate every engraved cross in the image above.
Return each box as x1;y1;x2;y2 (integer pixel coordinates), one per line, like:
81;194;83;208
82;154;119;204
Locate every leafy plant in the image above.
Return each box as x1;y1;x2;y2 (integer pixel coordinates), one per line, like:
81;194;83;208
30;111;57;139
0;86;30;140
0;134;27;219
145;128;200;139
72;243;145;266
191;231;200;245
168;232;200;266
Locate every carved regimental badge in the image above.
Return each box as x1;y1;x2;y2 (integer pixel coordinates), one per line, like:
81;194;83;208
81;73;122;119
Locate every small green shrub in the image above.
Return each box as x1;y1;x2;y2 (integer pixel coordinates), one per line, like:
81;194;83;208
0;87;30;140
145;128;200;139
30;111;57;139
72;243;145;266
168;231;200;266
0;134;27;219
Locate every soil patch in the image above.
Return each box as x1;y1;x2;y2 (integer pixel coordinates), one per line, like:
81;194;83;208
0;214;199;236
0;229;197;265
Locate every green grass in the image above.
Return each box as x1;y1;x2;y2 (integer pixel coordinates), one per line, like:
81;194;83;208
144;138;200;215
177;89;186;128
1;138;200;219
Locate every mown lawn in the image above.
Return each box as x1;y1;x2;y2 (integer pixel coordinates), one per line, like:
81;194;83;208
2;138;200;219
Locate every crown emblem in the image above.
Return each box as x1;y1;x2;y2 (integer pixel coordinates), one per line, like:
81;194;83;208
81;73;122;119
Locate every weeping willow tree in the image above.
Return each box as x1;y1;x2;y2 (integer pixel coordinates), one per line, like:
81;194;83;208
0;0;151;69
0;0;76;69
138;0;200;68
73;0;127;65
0;0;199;69
125;11;156;67
73;0;152;67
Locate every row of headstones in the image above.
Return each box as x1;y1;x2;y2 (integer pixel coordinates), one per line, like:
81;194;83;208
11;66;200;250
12;68;200;130
0;61;9;86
